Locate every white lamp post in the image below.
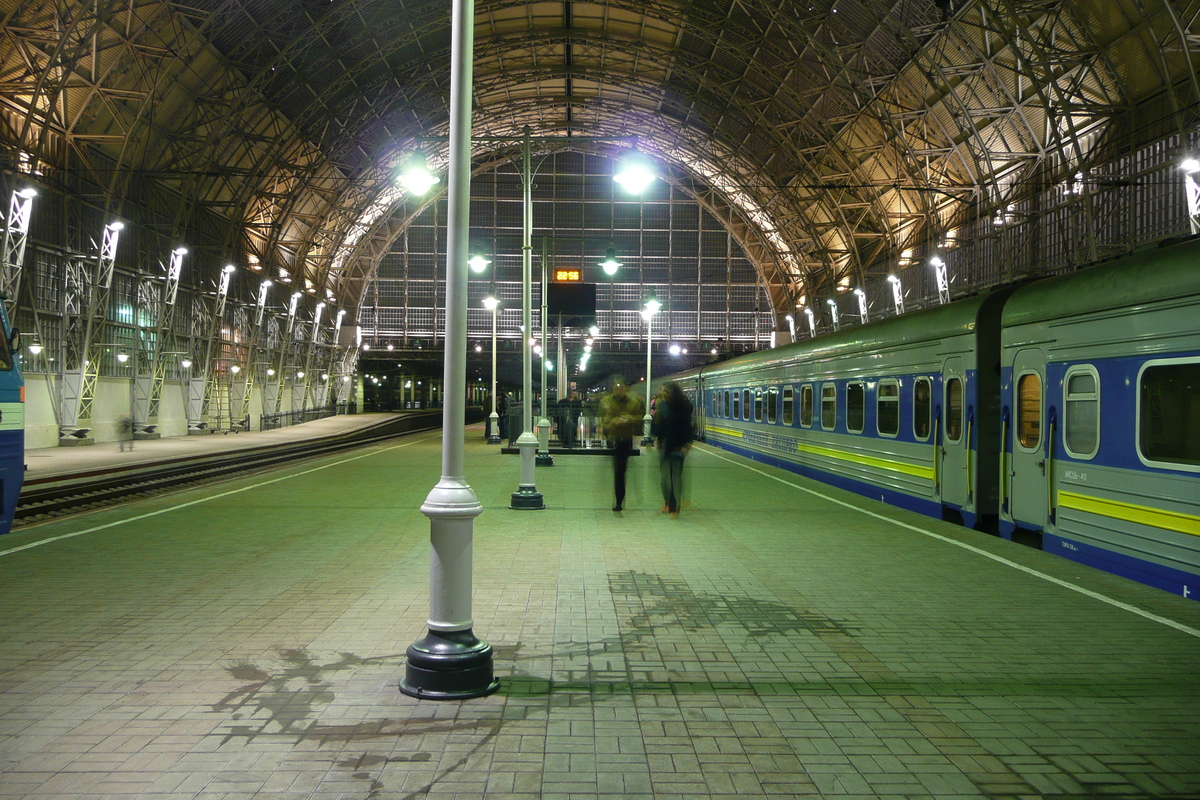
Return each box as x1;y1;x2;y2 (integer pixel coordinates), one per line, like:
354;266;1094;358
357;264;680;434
536;251;553;467
399;0;497;701
641;291;661;445
511;127;544;508
804;306;816;337
483;295;501;444
826;298;840;331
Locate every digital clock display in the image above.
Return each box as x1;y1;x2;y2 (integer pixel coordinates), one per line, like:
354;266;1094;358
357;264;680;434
554;269;582;282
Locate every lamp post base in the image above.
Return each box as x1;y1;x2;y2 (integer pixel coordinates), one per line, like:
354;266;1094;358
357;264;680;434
536;453;554;466
487;434;502;444
510;487;545;509
399;629;500;700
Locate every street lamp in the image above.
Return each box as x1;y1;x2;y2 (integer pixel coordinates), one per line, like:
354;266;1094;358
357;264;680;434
468;254;491;274
483;295;501;444
399;0;497;702
641;291;661;446
399;151;441;196
598;246;622;276
614;149;657;194
804;307;816;337
784;313;795;343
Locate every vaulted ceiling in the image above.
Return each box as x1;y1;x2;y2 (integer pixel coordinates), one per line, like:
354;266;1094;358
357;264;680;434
2;0;1197;316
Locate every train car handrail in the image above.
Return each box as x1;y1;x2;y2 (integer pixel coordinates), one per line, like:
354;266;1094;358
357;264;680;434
1047;419;1056;523
966;417;974;502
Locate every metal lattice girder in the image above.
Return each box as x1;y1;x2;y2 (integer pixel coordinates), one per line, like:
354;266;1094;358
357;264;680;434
190;265;235;430
2;0;1199;336
140;246;186;431
56;222;122;438
229;278;272;426
1;188;37;317
267;291;301;416
297;302;325;411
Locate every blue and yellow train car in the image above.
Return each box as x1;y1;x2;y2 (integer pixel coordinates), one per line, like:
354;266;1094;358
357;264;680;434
661;236;1200;600
1000;240;1200;597
0;300;24;536
683;287;1015;529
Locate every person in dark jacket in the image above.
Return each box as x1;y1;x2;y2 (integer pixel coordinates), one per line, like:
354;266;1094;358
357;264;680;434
497;391;511;441
652;382;693;516
600;376;644;512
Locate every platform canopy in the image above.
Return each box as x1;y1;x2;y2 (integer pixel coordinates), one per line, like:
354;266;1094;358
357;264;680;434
1;0;1197;317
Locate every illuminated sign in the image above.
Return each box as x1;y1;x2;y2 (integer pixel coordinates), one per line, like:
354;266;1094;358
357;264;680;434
554;269;582;283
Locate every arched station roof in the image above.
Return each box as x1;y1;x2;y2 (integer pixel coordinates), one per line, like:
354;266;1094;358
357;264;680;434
2;0;1197;316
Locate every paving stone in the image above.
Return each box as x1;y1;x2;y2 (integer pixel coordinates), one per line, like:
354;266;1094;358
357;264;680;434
0;431;1197;799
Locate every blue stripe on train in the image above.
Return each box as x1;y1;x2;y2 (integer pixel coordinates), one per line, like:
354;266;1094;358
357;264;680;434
1043;531;1200;601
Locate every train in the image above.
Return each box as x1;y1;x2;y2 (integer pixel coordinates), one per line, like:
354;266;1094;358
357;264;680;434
659;236;1200;600
0;298;23;536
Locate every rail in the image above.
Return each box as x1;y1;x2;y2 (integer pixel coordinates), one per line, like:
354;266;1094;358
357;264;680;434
16;411;453;526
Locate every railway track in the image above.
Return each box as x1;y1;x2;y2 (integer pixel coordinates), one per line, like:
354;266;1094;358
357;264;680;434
14;413;453;526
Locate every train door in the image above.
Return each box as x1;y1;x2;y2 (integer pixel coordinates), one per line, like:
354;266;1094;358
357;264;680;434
940;357;968;510
1009;349;1048;530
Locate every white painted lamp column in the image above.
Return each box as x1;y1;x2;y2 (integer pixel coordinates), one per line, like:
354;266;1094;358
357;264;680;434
641;292;660;446
484;295;501;444
399;0;498;700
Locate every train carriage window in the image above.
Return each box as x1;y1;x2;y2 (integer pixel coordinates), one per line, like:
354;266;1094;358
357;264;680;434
846;382;865;433
767;388;778;424
1138;360;1200;468
783;386;794;426
914;378;932;440
1064;366;1100;459
754;391;763;422
821;383;837;430
945;378;964;442
0;326;10;371
732;390;739;421
743;389;752;420
724;390;731;418
877;379;900;437
1017;373;1041;449
800;385;814;427
712;393;719;418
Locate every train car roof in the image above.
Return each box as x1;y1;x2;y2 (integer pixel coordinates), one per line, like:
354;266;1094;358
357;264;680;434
1003;235;1200;326
691;289;1003;380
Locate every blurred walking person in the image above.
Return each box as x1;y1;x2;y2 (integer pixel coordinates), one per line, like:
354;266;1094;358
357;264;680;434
600;376;643;512
653;382;693;516
117;412;134;453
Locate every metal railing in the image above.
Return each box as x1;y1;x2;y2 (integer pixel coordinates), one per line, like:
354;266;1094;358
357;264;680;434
260;402;348;431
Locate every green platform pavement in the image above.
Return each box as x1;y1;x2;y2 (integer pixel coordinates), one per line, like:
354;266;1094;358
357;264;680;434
0;424;1198;800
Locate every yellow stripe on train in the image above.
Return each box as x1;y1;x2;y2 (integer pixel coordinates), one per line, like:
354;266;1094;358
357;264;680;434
796;441;935;481
705;424;744;438
1058;490;1200;538
705;424;934;481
